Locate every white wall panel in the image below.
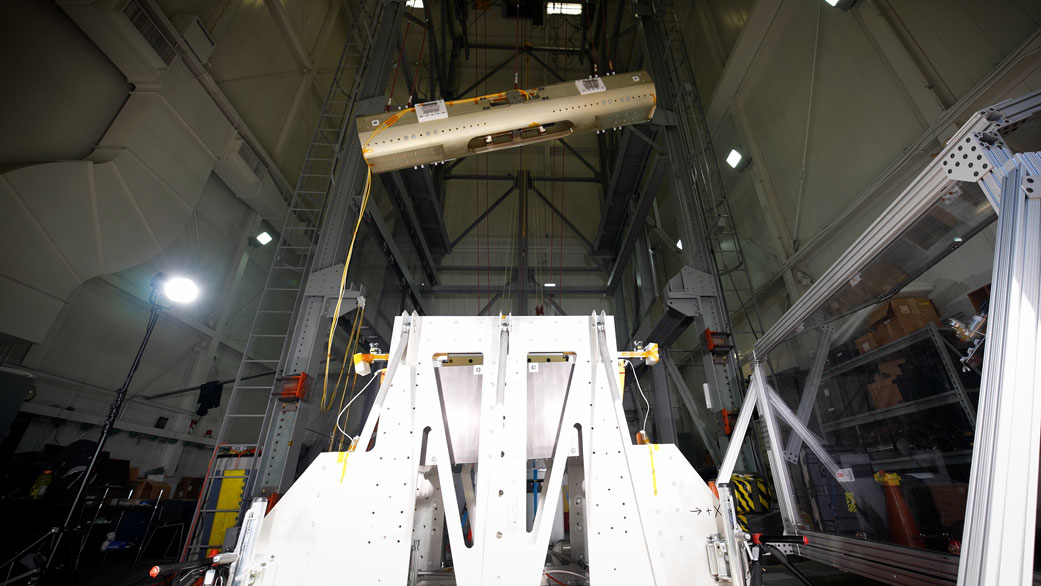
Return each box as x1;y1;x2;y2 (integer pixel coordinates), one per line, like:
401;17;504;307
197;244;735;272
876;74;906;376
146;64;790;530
888;0;1041;101
0;0;128;165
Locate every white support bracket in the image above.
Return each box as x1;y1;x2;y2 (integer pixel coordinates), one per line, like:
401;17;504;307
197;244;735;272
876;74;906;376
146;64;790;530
302;264;366;319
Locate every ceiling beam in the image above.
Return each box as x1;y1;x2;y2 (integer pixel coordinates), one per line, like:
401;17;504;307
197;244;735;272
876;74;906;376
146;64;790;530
385;172;440;284
470;43;585;56
422;0;446;99
559;139;601;178
363;201;431;315
450;183;516;247
606;156;668;291
531;185;595;251
263;0;328;102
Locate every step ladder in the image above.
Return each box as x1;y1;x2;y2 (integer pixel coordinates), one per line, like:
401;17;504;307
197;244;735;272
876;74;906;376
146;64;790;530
181;0;384;560
655;0;768;349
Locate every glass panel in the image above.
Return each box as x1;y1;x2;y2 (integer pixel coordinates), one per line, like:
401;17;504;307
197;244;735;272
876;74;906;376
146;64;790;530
762;182;994;556
789;179;995;339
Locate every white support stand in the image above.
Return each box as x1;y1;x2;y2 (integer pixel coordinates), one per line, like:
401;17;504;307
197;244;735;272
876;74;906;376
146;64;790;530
230;314;734;585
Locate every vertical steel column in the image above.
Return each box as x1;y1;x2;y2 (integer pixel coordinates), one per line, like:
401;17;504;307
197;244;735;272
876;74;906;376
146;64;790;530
633;1;745;438
257;0;407;494
516;171;529;315
650;361;677;442
926;321;977;428
959;153;1041;586
663;355;721;463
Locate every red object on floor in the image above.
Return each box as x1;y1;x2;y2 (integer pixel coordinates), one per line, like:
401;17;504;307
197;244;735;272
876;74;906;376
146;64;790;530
875;471;926;548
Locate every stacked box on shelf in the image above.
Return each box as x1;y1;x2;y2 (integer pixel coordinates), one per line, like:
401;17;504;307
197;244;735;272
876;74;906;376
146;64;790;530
870;297;941;345
867;358;905;409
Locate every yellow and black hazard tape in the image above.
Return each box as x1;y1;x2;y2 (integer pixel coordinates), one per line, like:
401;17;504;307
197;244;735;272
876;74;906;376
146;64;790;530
732;474;771;514
845;491;858;512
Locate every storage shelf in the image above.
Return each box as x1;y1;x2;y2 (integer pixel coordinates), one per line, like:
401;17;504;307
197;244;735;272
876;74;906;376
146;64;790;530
867;448;973;469
822;326;934;380
821;390;963;432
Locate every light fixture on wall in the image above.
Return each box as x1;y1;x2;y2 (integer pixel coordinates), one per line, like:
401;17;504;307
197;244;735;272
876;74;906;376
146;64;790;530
676;239;683;250
824;0;857;11
159;275;200;304
255;231;273;246
726;149;743;169
547;2;583;15
38;272;200;577
545;282;557;288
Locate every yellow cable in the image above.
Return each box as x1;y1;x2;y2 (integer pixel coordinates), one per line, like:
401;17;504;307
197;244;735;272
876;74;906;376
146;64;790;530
327;306;365;450
320;303;363;412
321;169;372;420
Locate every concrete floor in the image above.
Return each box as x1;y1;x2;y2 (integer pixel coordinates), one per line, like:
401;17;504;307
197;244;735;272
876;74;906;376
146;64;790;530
760;558;886;585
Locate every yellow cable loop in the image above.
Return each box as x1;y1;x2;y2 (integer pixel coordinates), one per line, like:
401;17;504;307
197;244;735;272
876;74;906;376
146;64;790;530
320;303;363;412
320;169;372;418
327;305;365;450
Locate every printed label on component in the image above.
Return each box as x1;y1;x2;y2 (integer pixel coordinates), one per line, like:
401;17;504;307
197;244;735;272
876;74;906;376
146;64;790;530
576;78;607;95
835;468;855;483
416;100;448;123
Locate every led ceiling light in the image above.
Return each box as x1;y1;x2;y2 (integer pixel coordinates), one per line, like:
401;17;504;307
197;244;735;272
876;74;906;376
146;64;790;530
547;2;582;15
406;0;423;8
256;231;273;245
545;283;557;287
162;276;199;304
726;149;743;168
676;239;683;250
823;0;858;10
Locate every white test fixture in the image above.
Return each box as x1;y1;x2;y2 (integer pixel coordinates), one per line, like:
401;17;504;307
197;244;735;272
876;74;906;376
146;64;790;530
358;72;657;174
224;314;736;585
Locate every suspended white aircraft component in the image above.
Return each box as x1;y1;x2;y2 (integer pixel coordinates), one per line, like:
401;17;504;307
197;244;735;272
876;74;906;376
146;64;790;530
357;72;656;174
227;314;736;585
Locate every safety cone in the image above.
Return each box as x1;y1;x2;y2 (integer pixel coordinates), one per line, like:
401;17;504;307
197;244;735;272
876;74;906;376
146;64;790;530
874;471;925;548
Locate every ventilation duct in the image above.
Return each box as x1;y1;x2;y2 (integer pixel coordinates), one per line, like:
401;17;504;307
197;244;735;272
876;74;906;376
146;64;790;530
0;1;246;343
170;14;215;63
213;137;287;220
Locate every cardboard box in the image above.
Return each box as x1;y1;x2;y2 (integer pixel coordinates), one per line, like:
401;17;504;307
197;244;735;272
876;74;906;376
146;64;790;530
967;284;991;313
877;358;905;377
129;467;139;481
131;479;172;501
869;297;940;344
928;483;969;527
174;476;204;500
854;332;879;354
867;378;902;409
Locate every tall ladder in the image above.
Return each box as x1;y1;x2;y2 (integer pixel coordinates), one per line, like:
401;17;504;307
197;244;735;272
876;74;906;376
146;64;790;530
655;0;767;348
182;1;383;559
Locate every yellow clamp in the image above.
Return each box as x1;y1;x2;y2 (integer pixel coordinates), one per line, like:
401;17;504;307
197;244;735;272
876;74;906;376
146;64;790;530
874;471;901;486
353;352;389;376
619;342;660;366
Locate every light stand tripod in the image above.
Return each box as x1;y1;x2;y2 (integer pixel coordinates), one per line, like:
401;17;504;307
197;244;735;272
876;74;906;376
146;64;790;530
6;273;198;585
